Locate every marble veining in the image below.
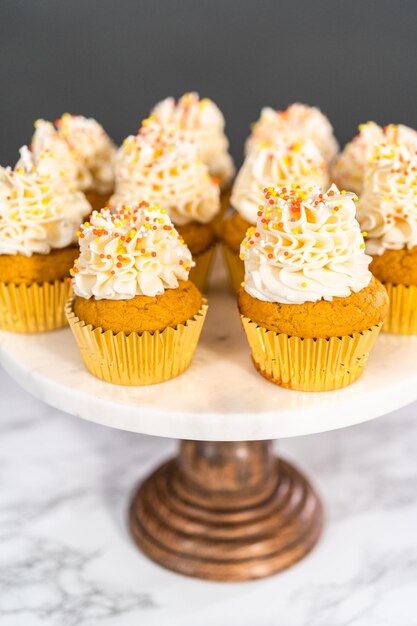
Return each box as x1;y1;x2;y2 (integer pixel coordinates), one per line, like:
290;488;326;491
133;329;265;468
1;368;417;626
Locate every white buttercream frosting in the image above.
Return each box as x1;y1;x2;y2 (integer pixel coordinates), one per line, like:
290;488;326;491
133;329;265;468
152;92;235;187
0;165;90;256
332;121;417;194
27;119;92;191
241;184;371;304
111;117;220;226
55;114;116;193
231;140;329;224
357;143;417;255
72;202;194;300
246;103;339;162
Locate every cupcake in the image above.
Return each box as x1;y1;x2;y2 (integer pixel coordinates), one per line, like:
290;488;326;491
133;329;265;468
32;114;116;211
246;103;339;163
332;121;417;195
66;202;207;385
152;92;235;207
357;142;417;334
222;140;329;291
24;120;90;191
111;117;220;290
0;153;91;333
238;184;388;391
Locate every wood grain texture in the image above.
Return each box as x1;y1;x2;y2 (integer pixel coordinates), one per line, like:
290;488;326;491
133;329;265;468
129;440;323;581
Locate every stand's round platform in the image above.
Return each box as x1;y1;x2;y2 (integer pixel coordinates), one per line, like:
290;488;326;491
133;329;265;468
1;257;417;581
0;266;416;442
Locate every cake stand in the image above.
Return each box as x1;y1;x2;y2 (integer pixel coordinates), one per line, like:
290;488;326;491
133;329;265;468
1;255;417;582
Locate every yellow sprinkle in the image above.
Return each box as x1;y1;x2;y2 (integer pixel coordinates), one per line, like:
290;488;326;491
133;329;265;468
362;231;368;237
241;281;245;287
360;244;365;249
301;282;307;288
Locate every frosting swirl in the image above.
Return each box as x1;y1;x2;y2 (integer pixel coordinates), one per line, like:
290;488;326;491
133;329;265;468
72;202;193;300
152;92;235;188
0;165;90;256
231;140;329;224
332;122;417;194
55;114;116;193
246;103;339;162
241;184;371;304
111;117;220;226
28;119;92;191
357;143;417;255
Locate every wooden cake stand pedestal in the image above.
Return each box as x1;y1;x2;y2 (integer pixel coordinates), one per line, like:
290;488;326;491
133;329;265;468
130;440;322;581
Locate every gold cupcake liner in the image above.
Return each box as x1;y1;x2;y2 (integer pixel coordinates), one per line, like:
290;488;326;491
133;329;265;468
382;283;417;334
0;279;72;333
222;244;244;293
65;297;208;385
188;245;216;292
241;315;383;391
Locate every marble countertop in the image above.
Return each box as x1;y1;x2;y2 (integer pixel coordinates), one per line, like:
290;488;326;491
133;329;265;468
1;366;417;626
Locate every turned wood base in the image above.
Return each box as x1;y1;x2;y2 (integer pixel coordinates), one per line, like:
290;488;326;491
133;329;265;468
129;441;323;581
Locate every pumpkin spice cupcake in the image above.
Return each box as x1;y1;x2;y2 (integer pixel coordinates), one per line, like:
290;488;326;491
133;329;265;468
32;114;116;211
238;184;388;391
0;154;91;332
357;142;417;333
222;139;329;290
152;92;235;213
23;120;90;192
332;121;417;195
246;103;339;163
66;202;207;385
111;117;220;291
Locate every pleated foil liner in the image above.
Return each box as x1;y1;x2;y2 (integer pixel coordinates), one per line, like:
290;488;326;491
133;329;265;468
65;297;208;385
188;245;215;292
381;283;417;335
222;244;244;293
241;315;383;391
0;279;72;333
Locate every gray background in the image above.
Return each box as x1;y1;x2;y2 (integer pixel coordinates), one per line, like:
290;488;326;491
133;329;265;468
1;0;417;166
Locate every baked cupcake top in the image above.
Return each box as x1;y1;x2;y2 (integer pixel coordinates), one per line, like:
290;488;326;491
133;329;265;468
231;140;329;224
152;92;235;188
71;201;194;300
32;114;116;194
357;143;417;255
246;103;339;163
111;117;220;226
240;184;371;304
332;122;417;195
0;162;90;256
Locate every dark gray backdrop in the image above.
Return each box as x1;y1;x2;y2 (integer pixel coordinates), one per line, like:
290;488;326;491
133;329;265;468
1;0;417;167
